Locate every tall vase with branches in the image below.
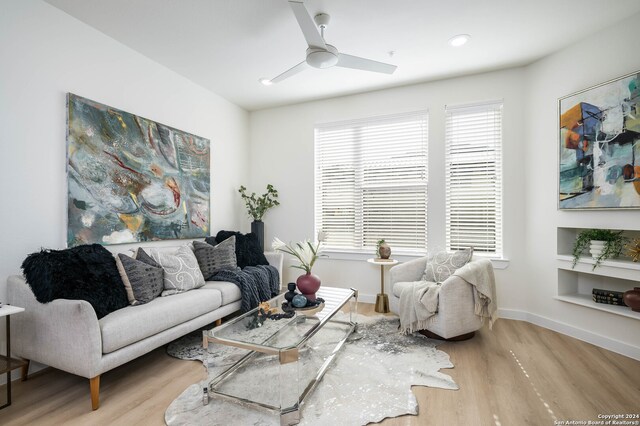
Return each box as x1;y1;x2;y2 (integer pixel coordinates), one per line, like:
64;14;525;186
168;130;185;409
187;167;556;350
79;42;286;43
238;184;279;250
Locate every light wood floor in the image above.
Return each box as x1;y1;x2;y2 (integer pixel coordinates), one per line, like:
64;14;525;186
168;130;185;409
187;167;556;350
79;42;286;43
1;304;639;425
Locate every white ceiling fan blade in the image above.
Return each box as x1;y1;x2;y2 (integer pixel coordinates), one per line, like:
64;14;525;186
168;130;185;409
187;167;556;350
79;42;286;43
336;53;397;74
288;1;326;49
270;60;309;83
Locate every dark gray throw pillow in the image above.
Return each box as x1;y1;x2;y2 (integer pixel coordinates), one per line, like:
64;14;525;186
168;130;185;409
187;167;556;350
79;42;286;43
134;247;161;268
115;253;164;305
194;237;238;280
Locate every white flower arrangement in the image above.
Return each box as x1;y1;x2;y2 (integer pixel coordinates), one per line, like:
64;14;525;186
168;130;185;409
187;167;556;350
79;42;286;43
272;231;326;274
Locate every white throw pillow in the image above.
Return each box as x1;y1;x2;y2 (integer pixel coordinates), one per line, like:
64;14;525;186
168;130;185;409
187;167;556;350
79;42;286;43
149;245;205;296
422;247;474;283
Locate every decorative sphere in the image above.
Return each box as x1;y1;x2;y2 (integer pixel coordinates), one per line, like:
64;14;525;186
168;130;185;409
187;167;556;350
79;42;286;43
292;294;308;308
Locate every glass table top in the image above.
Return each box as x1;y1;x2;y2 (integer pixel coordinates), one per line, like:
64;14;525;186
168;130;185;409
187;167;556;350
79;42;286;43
207;286;355;351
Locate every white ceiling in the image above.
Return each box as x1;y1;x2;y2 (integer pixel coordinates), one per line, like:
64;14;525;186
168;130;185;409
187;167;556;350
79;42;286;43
46;0;640;111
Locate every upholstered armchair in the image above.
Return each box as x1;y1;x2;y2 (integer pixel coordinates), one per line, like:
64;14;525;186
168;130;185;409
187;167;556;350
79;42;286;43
388;257;489;340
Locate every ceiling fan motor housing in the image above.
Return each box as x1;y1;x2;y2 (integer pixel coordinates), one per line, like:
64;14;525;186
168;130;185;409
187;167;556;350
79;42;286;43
306;44;339;69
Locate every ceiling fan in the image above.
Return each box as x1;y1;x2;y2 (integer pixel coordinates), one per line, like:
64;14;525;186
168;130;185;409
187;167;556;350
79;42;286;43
260;0;397;85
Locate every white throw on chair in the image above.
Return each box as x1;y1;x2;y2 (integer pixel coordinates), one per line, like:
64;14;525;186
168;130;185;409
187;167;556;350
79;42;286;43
388;256;496;340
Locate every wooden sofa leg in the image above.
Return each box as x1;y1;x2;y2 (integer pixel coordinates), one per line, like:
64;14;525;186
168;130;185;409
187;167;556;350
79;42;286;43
215;319;222;327
90;376;100;410
21;359;30;381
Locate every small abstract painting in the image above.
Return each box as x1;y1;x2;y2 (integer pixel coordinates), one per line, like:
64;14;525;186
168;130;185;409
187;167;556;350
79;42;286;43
559;71;640;209
67;94;210;246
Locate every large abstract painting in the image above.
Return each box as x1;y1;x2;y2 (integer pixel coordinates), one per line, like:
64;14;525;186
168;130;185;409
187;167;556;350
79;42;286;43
67;94;210;246
559;71;640;209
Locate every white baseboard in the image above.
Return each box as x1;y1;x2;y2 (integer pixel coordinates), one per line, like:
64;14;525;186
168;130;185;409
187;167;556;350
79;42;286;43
498;308;640;361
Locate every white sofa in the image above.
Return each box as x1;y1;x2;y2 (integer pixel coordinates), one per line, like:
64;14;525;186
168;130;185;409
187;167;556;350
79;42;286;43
6;249;283;410
389;257;484;340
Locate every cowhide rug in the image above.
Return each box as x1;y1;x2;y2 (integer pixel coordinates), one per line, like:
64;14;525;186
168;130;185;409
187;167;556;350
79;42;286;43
165;314;457;425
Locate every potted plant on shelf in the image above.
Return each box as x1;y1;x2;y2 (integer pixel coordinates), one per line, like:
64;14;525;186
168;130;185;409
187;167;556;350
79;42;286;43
572;229;625;270
238;184;280;250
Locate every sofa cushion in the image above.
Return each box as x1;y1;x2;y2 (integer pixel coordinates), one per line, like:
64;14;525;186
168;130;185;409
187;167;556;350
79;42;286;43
422;247;473;283
114;253;164;305
193;238;237;280
148;245;205;296
99;288;222;354
201;281;241;305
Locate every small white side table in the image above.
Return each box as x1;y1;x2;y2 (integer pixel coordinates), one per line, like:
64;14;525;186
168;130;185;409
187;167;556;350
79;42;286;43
0;305;27;409
367;258;399;313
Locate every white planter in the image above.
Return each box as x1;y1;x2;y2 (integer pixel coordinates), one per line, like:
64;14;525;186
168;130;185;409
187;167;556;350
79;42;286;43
590;240;606;259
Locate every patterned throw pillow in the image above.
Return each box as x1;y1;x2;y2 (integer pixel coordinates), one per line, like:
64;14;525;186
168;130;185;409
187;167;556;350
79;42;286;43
148;245;205;296
193;237;238;280
422;247;474;283
115;253;164;305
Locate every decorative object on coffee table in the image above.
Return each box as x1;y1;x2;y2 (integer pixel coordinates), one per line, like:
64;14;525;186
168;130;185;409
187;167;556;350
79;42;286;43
284;282;298;303
367;258;399;313
571;229;625;270
272;231;326;302
0;305;28;409
376;239;391;259
238;184;280;250
623;287;640;312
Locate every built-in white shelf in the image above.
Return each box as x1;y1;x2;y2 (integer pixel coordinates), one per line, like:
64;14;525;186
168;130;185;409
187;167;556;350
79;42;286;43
557;254;640;281
554;294;640;321
556;227;640;320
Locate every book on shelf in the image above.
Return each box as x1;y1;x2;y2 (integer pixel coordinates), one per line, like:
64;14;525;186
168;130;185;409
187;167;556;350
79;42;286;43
592;288;625;298
591;293;627;306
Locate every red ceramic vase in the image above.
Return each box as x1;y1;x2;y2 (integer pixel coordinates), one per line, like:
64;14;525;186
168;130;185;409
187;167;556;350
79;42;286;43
296;273;321;302
623;287;640;312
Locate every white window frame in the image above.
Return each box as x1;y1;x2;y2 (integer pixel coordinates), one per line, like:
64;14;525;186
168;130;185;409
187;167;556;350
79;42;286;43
445;100;503;258
314;111;429;256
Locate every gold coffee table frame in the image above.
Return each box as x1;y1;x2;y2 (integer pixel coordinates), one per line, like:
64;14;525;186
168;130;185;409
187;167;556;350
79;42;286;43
367;258;398;313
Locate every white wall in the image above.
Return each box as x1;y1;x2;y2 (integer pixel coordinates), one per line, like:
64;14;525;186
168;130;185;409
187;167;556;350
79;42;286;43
523;13;640;354
249;68;527;309
0;0;249;357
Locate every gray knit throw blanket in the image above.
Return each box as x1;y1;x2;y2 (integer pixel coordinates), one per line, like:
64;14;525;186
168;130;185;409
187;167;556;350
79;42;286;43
210;265;280;312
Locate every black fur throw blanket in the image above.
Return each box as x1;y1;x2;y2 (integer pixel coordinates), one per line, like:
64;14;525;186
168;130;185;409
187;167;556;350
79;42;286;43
21;244;128;319
209;265;280;313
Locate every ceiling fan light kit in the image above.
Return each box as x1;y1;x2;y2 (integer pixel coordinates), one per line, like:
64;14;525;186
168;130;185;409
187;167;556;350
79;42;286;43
262;0;398;85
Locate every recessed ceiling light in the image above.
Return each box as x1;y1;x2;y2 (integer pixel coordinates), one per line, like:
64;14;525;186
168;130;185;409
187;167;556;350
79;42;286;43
258;78;273;86
448;34;471;47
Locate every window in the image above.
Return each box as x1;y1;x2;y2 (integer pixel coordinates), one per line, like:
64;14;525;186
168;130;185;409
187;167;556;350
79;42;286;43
445;101;503;256
315;111;428;253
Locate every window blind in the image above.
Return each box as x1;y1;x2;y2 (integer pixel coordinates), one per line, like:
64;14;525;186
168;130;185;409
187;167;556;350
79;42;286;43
315;111;428;252
445;101;503;256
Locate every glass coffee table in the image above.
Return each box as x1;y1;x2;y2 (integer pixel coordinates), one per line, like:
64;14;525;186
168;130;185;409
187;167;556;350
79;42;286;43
202;286;358;426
